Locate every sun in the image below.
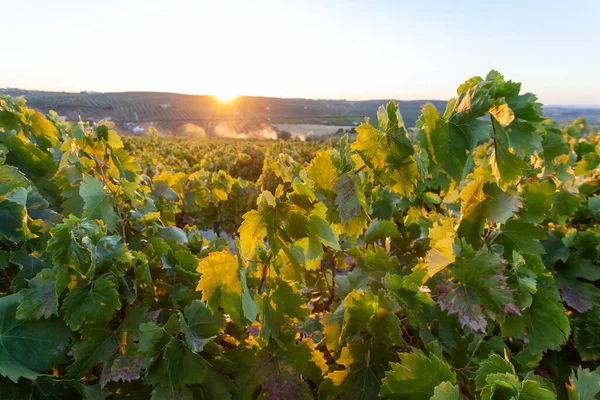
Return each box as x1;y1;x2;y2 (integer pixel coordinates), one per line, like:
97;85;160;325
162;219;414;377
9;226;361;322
212;91;238;103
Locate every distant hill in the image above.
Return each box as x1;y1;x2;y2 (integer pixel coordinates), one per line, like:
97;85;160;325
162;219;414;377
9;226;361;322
1;89;597;137
0;89;446;128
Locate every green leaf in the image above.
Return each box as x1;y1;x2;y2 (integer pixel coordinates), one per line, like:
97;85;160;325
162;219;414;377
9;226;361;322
47;216;103;268
138;322;168;355
62;278;122;330
458;179;520;246
520;180;556;222
79;177;118;232
0;293;71;382
199;370;236;400
518;285;571;359
85;235;129;279
9;250;52;290
542;130;570;162
66;323;119;378
161;339;210;391
369;290;404;346
259;277;308;348
551;189;581;224
501;219;547;262
160;226;188;244
69;382;111;400
566;366;600;400
476;354;516;391
372;187;400;220
364;218;400;243
320;341;393;400
352;104;420;196
0;187;31;242
237;247;259;322
417;101;488;190
431;381;461;400
310;213;341;251
491;117;529;187
572;307;600;361
0;379;82;399
275;337;329;381
178;300;222;352
379;349;456;399
17;266;69;319
438;247;518;332
554;254;600;313
480;372;555;400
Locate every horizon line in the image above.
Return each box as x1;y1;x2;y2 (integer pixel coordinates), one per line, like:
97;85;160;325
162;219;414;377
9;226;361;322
2;87;600;108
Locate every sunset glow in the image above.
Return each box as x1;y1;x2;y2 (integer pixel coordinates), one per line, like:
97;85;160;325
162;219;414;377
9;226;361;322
213;92;238;104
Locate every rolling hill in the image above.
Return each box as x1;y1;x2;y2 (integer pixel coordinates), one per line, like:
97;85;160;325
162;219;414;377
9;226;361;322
1;89;597;138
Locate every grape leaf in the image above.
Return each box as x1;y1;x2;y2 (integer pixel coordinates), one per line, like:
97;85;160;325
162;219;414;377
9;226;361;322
554;253;600;312
62;278;122;330
431;382;461;400
334;173;361;224
320;341;393;400
238;209;266;260
476;353;516;391
364;218;400;243
551;189;581;224
0;293;71;382
490;117;529;187
501;219;547;261
458;179;520;246
438;247;518;332
79;177;118;232
379;349;456;399
177;300;222;352
67;323;119;378
566;366;600;400
196;250;243;323
162;339;210;389
307;150;338;191
259;277;308;348
572;308;600;361
17;266;69;319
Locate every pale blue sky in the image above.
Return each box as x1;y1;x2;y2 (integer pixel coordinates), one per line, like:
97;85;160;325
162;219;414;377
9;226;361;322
2;0;599;104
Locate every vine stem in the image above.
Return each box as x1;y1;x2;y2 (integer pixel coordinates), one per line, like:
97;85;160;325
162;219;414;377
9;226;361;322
483;224;492;242
355;164;367;174
1;268;12;290
324;256;336;309
257;263;268;293
92;152;127;243
461;337;484;371
489;231;502;245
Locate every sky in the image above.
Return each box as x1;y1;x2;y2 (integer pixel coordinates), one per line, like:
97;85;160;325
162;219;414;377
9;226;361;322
2;0;599;105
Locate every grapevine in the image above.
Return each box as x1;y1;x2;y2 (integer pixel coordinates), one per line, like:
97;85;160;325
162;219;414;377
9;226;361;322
0;71;599;399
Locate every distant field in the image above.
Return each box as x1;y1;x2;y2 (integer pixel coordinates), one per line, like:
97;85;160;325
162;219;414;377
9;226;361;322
274;124;355;139
1;89;597;138
0;89;446;128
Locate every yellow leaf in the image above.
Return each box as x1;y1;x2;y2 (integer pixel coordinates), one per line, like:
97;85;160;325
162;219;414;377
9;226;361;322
351;123;388;171
196;251;243;322
489;103;515;127
426;215;457;277
460;177;487;219
239;210;266;260
307;151;338;191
